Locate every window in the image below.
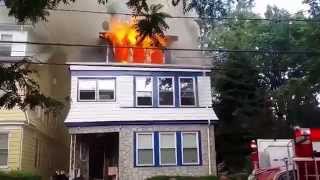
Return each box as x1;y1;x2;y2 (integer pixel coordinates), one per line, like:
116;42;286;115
159;133;176;165
78;79;96;100
136;133;154;166
0;133;8;167
158;77;174;106
182;132;200;165
97;79;115;100
179;77;196;106
136;77;153;106
0;34;13;56
78;79;115;101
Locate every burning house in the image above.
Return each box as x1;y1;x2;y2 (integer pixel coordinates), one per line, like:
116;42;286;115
64;15;218;180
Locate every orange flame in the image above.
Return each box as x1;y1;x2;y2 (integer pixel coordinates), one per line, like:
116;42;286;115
103;18;167;64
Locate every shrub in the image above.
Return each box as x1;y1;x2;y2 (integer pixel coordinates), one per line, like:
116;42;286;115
147;176;218;180
0;170;41;180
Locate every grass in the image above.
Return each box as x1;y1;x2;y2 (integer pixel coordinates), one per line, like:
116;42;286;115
147;176;218;180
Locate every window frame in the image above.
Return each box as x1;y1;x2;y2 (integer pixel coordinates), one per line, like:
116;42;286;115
157;76;175;107
135;76;153;107
159;132;177;166
77;78;116;102
181;132;200;165
179;77;197;107
0;132;9;168
135;132;155;167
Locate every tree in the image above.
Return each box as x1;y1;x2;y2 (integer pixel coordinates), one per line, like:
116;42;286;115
0;60;64;112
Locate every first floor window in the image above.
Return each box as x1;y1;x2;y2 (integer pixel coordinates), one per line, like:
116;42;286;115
179;77;196;106
182;132;199;165
78;79;96;100
0;133;8;166
158;77;174;106
136;77;153;106
136;133;154;166
159;132;176;165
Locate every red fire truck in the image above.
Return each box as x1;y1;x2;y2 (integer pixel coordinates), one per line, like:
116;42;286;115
250;128;320;180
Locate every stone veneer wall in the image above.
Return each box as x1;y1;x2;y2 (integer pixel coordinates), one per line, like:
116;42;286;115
71;124;216;180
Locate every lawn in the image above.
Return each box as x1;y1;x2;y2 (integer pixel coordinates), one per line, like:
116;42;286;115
147;176;218;180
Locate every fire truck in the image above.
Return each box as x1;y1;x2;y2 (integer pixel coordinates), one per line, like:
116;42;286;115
250;128;320;180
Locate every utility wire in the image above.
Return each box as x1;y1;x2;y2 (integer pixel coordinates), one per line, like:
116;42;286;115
49;8;319;22
0;59;291;72
0;40;319;55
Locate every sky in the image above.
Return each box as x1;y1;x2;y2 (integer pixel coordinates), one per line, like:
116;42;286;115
253;0;309;15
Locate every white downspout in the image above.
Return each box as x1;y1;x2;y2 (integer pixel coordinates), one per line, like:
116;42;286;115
69;135;73;180
207;119;212;175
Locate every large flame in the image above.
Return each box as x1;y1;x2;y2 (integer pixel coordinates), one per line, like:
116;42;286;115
103;18;167;64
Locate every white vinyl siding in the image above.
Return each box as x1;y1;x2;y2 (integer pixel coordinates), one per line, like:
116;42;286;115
66;74;217;124
182;132;200;165
136;133;154;166
0;133;8;167
159;132;177;165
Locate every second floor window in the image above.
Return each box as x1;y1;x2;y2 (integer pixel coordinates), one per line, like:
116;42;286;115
179;77;196;106
158;77;174;106
136;77;153;106
78;79;115;101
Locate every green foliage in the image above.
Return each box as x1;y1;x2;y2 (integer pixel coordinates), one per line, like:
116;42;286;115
0;60;64;112
0;170;41;180
135;4;170;46
147;176;218;180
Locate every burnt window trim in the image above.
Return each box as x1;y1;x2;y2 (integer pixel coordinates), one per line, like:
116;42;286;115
77;77;116;102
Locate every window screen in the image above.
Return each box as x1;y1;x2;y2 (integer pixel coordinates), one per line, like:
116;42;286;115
160;133;176;165
182;132;199;164
78;79;96;100
136;77;153;106
98;79;115;100
136;133;154;166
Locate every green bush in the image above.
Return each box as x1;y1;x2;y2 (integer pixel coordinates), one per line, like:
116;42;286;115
147;176;218;180
0;170;41;180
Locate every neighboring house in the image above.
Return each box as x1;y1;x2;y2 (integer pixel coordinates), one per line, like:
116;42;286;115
65;31;218;180
0;5;70;179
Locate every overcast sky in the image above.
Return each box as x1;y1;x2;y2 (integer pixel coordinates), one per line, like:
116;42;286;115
253;0;309;15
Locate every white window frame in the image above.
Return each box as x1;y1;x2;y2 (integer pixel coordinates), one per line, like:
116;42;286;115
179;77;197;107
159;132;177;166
78;78;116;102
0;132;9;168
181;132;200;165
136;132;155;166
135;76;153;107
157;76;175;107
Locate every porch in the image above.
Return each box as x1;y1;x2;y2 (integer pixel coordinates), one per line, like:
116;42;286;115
69;132;119;180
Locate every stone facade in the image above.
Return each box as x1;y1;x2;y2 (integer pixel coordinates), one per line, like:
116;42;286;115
71;124;217;180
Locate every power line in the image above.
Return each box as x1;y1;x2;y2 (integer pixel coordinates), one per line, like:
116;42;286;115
0;40;319;55
49;8;319;22
0;59;291;72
